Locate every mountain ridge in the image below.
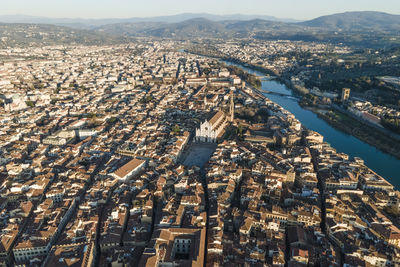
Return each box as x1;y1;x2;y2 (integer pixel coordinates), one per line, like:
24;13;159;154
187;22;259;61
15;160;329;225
298;11;400;32
1;11;400;48
92;11;400;38
0;13;300;29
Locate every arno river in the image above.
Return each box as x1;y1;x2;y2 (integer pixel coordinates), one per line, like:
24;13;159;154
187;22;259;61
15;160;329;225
224;61;400;190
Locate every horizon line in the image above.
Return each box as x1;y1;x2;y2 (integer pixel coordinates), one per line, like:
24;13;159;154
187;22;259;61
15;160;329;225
0;10;398;22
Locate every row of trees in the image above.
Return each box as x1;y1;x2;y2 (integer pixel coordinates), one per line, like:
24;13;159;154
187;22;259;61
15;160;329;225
226;65;261;89
235;105;269;123
381;117;400;134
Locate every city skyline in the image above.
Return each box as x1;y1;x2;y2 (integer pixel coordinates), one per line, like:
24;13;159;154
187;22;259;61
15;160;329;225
1;0;400;20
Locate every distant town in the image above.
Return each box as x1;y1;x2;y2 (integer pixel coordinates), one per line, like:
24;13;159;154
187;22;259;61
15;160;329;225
0;39;400;267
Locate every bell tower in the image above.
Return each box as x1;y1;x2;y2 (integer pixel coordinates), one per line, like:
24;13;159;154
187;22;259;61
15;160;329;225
230;91;234;122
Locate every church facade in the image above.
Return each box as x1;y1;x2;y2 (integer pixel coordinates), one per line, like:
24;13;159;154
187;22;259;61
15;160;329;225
195;111;227;143
195;91;235;143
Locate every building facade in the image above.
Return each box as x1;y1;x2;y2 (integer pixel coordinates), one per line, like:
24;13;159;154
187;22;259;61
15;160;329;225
195;111;227;143
195;92;234;143
342;88;350;101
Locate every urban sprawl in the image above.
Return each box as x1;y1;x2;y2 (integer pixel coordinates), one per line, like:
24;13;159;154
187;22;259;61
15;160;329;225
0;41;399;267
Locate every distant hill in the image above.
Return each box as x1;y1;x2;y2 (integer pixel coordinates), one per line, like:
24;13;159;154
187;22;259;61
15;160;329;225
94;18;304;38
94;11;400;39
0;13;299;29
96;18;234;38
298;11;400;32
222;19;302;33
96;22;165;36
1;11;400;48
0;23;130;48
144;18;230;38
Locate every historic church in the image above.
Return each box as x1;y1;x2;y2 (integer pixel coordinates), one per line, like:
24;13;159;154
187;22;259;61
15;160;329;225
195;111;227;142
195;92;235;143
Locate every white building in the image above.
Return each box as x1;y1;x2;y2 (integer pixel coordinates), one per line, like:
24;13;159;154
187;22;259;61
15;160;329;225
195;111;227;143
4;94;27;112
42;136;67;146
78;129;98;140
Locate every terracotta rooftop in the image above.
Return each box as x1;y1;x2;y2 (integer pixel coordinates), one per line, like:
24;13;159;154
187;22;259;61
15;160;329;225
113;158;145;179
209;111;225;127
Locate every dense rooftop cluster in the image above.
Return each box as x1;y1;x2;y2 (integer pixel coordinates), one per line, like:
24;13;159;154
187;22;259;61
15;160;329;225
198;40;350;74
0;41;399;267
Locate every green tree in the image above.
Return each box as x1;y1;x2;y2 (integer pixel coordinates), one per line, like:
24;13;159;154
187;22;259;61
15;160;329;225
172;125;181;134
86;113;97;119
107;117;118;124
237;125;243;137
26;100;35;107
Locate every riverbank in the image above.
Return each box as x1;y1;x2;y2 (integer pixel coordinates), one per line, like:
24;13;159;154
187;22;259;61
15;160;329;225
184;48;309;95
221;58;310;95
227;53;400;160
182;50;400;189
251;71;400;159
307;106;400;159
186;48;400;155
227;57;400;160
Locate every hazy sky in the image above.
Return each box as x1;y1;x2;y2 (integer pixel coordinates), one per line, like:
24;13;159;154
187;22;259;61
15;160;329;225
1;0;400;20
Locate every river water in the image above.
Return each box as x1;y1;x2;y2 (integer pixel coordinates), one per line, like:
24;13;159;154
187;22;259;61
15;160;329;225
224;61;400;190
